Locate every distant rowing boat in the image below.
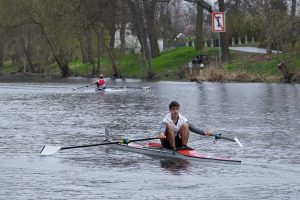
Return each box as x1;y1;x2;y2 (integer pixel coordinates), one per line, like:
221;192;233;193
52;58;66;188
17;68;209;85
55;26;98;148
95;86;151;93
109;142;241;164
95;88;127;93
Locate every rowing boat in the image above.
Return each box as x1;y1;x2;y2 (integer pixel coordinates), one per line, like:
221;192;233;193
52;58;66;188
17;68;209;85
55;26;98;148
109;141;241;164
95;86;151;93
95;88;127;93
40;129;243;164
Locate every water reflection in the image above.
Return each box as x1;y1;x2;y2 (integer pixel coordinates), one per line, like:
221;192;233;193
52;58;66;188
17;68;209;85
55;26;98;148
159;158;190;175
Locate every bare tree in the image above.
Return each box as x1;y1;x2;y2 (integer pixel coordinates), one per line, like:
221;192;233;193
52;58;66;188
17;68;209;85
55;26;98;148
290;0;298;70
127;0;154;79
219;0;231;62
195;1;204;50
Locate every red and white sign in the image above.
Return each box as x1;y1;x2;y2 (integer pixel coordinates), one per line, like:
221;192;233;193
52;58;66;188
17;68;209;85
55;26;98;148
212;12;226;32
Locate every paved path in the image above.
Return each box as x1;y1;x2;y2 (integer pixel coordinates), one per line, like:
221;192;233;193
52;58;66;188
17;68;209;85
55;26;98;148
229;46;282;54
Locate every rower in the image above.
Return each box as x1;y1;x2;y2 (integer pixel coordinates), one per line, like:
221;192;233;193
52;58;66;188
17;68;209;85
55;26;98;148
157;101;213;151
92;73;106;90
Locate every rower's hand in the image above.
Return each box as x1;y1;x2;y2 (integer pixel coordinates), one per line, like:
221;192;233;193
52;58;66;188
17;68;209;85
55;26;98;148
157;133;166;139
204;131;214;136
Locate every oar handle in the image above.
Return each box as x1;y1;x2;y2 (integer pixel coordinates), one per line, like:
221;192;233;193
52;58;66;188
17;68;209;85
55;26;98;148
213;134;235;142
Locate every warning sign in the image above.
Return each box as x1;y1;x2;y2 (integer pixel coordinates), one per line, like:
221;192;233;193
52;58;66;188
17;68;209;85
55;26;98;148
212;12;226;32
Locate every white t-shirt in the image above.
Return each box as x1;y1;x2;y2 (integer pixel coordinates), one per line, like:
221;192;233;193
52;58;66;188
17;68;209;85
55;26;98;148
162;112;188;134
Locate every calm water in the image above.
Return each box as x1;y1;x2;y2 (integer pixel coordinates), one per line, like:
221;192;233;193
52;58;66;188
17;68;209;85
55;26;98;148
0;78;299;200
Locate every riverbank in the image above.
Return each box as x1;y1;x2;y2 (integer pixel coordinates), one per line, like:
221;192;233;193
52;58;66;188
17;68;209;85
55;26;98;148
1;47;300;82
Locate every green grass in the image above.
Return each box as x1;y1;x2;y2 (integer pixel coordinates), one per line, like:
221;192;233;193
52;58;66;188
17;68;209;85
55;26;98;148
224;52;300;76
152;47;219;78
117;47;219;79
118;53;144;78
0;63;19;74
69;57;112;76
1;47;299;81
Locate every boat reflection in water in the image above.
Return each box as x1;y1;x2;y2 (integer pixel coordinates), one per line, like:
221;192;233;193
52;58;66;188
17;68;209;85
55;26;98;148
159;158;190;175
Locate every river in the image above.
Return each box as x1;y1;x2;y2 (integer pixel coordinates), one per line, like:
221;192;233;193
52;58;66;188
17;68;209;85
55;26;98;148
0;78;299;200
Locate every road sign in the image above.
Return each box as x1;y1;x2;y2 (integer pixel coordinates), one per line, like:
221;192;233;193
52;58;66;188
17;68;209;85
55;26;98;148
212;12;226;32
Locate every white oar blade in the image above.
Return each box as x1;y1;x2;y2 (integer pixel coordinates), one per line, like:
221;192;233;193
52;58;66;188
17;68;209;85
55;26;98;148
142;86;151;90
234;137;244;147
40;145;62;155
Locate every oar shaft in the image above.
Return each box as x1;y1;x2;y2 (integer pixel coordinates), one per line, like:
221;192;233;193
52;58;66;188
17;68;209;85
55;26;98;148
218;136;235;142
212;134;243;147
61;141;119;150
60;137;158;150
131;137;157;142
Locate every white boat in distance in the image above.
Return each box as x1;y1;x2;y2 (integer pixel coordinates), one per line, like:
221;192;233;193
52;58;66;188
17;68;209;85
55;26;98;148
95;86;151;93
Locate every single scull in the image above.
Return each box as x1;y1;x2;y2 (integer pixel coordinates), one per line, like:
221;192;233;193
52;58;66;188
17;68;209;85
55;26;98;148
95;86;151;93
109;141;241;164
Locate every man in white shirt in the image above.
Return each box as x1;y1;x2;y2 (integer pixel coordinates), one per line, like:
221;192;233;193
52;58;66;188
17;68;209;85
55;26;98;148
158;101;213;150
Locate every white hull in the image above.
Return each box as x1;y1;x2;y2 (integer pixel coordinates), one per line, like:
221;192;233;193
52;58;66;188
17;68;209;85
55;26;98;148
95;86;151;93
110;142;241;164
95;88;127;93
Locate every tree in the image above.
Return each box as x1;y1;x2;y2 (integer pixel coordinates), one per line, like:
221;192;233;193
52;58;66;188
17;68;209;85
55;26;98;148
25;0;75;77
127;0;154;79
195;1;204;50
290;0;298;71
219;0;231;62
119;0;128;53
143;0;160;58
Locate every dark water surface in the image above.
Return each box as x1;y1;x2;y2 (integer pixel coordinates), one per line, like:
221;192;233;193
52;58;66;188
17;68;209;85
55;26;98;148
0;78;299;200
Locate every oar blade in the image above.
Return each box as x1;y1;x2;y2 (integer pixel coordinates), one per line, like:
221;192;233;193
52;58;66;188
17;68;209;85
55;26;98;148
40;145;62;155
234;137;244;147
142;86;151;90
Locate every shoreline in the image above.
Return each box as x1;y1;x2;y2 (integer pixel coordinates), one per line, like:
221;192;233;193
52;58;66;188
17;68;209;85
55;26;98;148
1;47;299;83
1;71;299;84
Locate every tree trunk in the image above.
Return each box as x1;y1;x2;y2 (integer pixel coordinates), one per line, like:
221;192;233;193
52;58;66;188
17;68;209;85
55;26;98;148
42;29;70;77
78;32;88;63
86;28;96;74
120;1;127;53
278;62;293;83
141;2;154;79
109;22;116;50
0;35;3;68
219;0;230;62
290;0;297;71
99;29;120;78
21;35;36;73
143;0;160;58
92;28;101;74
195;1;204;50
108;1;117;50
97;31;101;74
127;0;154;79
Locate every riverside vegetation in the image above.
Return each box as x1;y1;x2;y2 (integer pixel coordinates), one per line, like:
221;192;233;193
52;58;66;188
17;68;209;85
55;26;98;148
1;47;300;83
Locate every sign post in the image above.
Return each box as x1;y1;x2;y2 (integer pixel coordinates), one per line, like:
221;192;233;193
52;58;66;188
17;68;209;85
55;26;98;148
212;12;226;66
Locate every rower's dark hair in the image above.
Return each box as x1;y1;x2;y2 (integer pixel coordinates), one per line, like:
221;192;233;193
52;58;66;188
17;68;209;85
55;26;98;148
169;101;180;110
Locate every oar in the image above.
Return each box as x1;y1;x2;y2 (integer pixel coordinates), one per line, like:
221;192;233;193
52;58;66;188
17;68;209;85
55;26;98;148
122;86;151;90
213;133;244;147
72;82;97;90
72;85;90;90
40;137;158;156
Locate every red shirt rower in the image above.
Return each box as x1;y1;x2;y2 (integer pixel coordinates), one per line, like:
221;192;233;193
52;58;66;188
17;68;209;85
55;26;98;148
94;74;106;89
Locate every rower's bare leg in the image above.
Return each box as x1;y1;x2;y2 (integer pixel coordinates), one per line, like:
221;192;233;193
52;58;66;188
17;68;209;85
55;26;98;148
180;123;189;147
166;123;176;149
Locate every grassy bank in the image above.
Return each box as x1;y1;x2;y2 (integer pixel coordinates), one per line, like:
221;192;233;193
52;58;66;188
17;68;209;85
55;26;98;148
1;47;300;82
